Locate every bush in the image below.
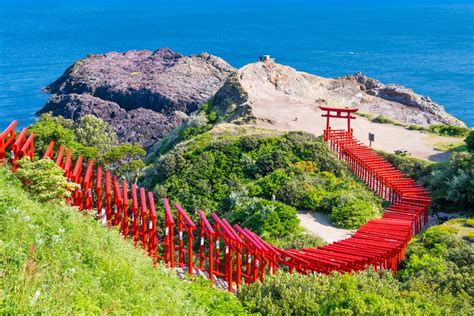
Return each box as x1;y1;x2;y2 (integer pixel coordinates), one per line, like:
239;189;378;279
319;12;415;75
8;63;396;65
466;231;474;241
28;113;118;161
208;111;218;123
15;157;78;204
372;115;401;125
329;196;380;229
273;232;326;249
229;196;300;240
75;114;118;156
398;224;473;303
429;124;471;137
466;131;474;152
238;268;468;315
466;218;474;227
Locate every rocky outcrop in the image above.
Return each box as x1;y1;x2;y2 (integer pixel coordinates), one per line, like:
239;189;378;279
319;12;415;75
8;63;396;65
41;93;185;147
39;50;465;149
39;48;235;147
212;62;465;127
341;72;464;126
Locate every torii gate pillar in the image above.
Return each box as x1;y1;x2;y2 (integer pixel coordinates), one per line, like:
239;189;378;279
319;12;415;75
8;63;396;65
320;106;358;141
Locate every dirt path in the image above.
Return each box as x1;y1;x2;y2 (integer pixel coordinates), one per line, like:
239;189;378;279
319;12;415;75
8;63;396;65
297;211;354;243
252;101;463;162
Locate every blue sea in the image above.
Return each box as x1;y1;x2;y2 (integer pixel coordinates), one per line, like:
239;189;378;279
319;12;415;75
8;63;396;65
1;0;473;128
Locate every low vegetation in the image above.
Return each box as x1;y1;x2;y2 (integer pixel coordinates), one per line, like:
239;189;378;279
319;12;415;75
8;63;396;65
143;127;383;245
238;221;473;315
28;113;146;184
357;112;472;138
0;168;244;314
379;131;474;215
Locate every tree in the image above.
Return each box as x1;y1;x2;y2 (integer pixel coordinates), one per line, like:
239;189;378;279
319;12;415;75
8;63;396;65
28;113;102;160
465;130;474;152
75;115;118;156
103;144;146;183
15;157;78;204
28;113;77;154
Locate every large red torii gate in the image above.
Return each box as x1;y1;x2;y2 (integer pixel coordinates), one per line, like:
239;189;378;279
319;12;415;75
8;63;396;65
319;106;358;140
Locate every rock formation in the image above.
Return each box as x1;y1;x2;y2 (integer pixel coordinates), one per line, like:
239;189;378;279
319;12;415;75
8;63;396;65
39;49;465;149
213;61;465;127
38;48;235;147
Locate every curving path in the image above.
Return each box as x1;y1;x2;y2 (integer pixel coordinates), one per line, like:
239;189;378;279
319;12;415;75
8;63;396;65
0;118;430;292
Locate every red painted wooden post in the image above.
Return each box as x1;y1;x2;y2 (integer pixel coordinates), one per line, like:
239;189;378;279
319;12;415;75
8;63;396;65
19;133;35;161
83;160;94;210
55;145;65;168
0;120;17;165
96;166;103;219
131;184;139;243
122;179;129;238
175;203;196;275
112;176;123;227
177;209;184;266
63;149;72;179
139;187;148;248
147;192;157;261
164;197;175;268
71;155;83;208
198;210;215;287
11;128;27;171
105;170;112;225
199;217;205;269
43;141;55;160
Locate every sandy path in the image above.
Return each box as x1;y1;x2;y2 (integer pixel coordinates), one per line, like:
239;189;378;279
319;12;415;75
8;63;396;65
297;211;353;243
252;101;462;162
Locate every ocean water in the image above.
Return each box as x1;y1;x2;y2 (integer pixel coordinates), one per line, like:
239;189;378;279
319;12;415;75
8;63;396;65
0;0;473;128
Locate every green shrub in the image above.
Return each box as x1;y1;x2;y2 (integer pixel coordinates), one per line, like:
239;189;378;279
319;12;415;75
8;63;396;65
466;131;474;152
407;124;426;131
238;268;469;315
15;157;78;204
372;115;401;125
230;196;300;240
208;111;218;123
273;232;326;249
466;218;474;227
398;223;473;302
28;113;119;161
329;196;380;229
466;231;474;241
428;124;471;137
75;114;118;156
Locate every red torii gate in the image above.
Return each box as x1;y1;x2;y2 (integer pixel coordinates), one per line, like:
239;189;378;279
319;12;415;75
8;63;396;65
320;106;358;140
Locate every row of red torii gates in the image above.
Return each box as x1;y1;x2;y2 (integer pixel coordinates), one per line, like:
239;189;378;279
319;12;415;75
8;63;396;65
0;107;431;292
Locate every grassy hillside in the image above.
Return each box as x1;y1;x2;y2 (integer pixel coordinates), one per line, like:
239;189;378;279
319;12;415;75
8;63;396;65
0;168;244;314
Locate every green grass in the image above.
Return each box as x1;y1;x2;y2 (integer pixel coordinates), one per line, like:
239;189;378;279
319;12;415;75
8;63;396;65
0;168;244;314
433;141;467;152
371;115;405;126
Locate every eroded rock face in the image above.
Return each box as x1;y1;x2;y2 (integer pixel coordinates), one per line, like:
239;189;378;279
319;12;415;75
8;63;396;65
212;62;465;127
41;93;186;147
38;48;235;147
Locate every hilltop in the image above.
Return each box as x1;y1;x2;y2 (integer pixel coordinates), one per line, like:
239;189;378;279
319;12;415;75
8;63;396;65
37;49;466;159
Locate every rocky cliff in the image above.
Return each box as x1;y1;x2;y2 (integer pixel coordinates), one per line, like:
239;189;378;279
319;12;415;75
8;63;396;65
39;49;465;148
38;48;235;147
213;61;465;128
